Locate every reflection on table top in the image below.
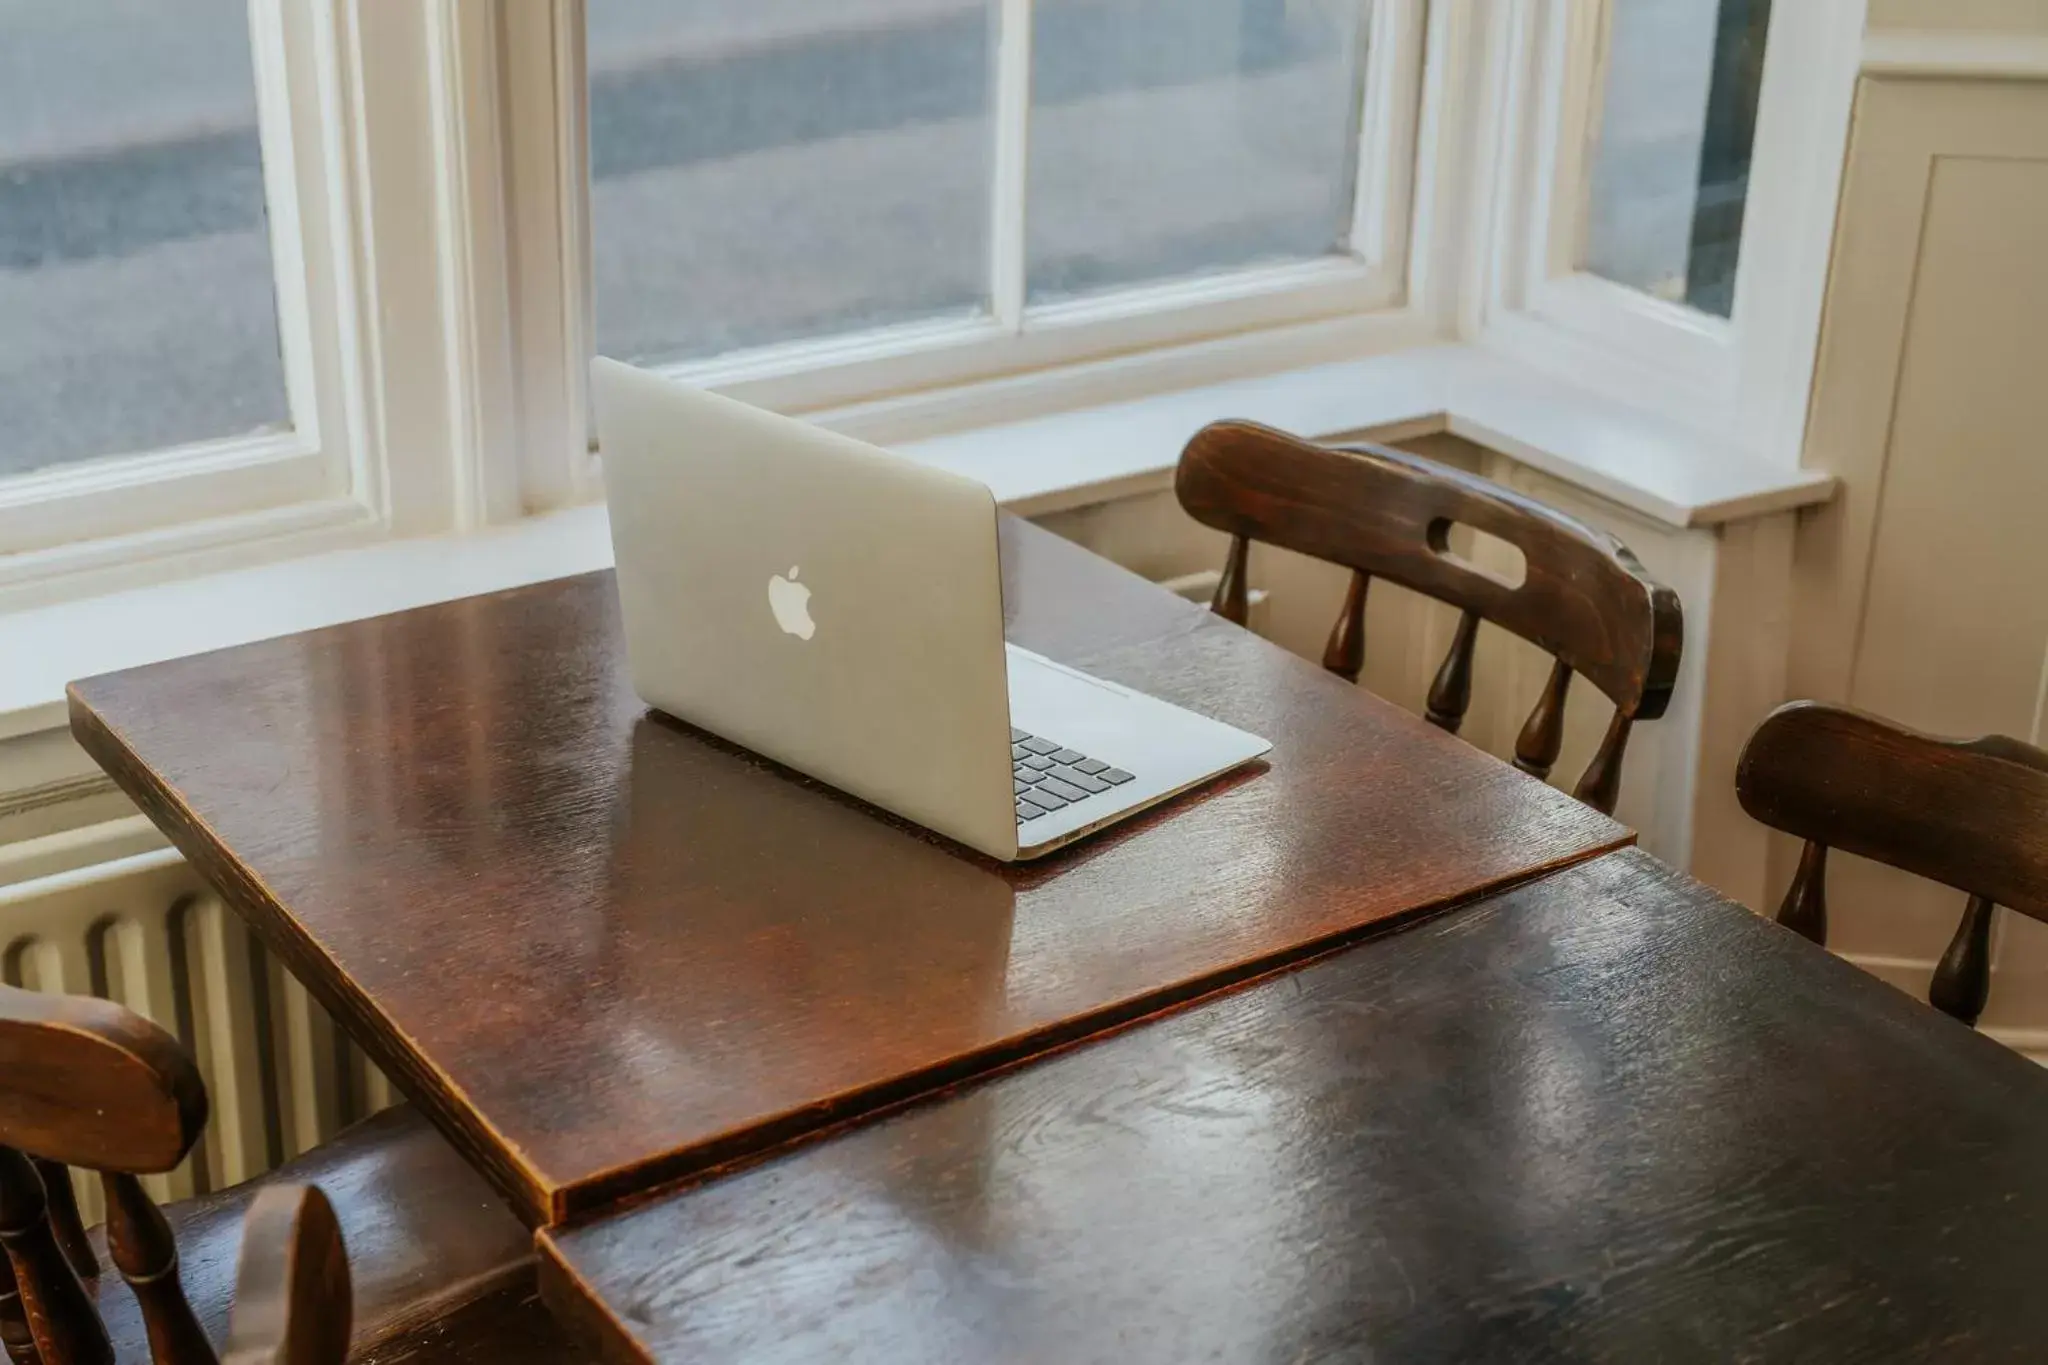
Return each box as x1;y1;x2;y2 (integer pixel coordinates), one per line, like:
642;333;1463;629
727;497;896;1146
69;517;1627;1225
541;846;2048;1365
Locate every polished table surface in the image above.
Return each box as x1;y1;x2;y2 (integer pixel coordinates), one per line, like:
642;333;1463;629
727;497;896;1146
541;846;2048;1364
68;518;1626;1225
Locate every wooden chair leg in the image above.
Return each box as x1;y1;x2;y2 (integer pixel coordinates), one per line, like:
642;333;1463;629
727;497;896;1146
34;1161;95;1281
104;1172;214;1365
1424;609;1481;734
0;1148;111;1365
1929;895;1996;1027
1777;841;1828;945
1512;660;1574;782
1320;573;1369;682
0;1253;41;1365
1210;535;1251;625
1571;712;1634;815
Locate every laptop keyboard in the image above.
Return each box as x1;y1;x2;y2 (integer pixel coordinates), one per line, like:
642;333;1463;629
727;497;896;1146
1013;728;1135;827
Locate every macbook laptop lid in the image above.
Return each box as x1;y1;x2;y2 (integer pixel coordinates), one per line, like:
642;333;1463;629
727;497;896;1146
593;358;1022;860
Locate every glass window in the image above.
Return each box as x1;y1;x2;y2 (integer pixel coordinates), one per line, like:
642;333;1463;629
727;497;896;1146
588;0;994;366
0;0;289;480
1581;0;1770;317
588;0;1377;367
1026;0;1368;305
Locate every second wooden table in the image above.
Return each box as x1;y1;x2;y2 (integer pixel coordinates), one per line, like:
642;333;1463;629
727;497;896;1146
544;848;2048;1363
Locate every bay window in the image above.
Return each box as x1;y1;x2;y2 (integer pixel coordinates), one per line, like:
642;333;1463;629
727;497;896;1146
1477;0;1855;461
0;0;1861;612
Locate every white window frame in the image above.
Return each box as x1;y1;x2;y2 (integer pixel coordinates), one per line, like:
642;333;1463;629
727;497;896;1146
0;0;1865;612
0;0;546;610
498;0;1436;508
1467;0;1864;465
0;0;375;603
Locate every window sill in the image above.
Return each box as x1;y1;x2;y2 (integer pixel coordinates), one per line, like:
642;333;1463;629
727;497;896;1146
903;343;1837;525
0;342;1834;748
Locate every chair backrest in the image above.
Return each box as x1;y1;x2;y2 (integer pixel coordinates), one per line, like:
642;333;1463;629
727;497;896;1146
1736;701;2048;1026
1175;420;1682;813
0;984;207;1364
0;984;349;1364
222;1185;351;1365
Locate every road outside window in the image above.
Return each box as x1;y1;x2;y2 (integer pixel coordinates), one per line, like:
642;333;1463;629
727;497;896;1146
589;0;1372;368
589;0;996;365
1026;0;1365;305
0;0;288;480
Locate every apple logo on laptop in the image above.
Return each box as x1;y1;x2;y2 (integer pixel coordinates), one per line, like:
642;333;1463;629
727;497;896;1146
768;566;816;640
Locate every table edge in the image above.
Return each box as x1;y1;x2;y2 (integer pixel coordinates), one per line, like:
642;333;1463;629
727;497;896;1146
536;1231;655;1365
68;684;561;1227
545;830;1631;1223
528;839;1661;1365
69;661;1636;1228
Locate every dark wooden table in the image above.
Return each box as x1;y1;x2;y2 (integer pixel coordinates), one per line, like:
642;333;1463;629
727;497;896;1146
68;518;1626;1226
541;847;2048;1364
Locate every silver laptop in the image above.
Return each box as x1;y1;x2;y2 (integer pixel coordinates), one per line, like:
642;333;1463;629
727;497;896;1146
592;358;1271;862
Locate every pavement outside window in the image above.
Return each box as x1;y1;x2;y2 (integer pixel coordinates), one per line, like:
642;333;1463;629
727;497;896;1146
0;0;286;478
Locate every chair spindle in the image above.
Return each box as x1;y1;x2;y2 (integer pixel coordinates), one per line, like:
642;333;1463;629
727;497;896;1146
0;1148;111;1365
104;1171;216;1365
1571;711;1634;816
1177;424;1682;815
1320;573;1370;681
1776;841;1829;945
0;1253;39;1365
1929;895;1997;1026
33;1162;94;1283
1424;609;1482;734
1738;703;2048;1026
1209;535;1251;625
1512;660;1574;782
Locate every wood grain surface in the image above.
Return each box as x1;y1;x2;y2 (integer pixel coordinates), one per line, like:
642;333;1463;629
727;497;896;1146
1739;701;2048;1026
1738;700;2048;922
1176;421;1683;718
0;983;206;1176
540;847;2048;1365
70;518;1627;1226
1175;422;1683;813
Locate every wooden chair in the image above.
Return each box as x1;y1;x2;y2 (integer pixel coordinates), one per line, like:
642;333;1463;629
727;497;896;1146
221;1185;350;1365
1737;701;2048;1027
0;984;591;1363
1175;421;1683;813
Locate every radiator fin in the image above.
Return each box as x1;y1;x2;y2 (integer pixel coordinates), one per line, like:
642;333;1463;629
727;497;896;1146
0;845;396;1223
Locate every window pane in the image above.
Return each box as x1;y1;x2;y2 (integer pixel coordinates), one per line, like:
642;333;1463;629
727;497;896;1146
589;0;993;365
1025;0;1367;306
1582;0;1770;317
0;0;288;479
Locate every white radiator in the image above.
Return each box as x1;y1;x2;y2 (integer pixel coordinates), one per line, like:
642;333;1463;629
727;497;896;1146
0;834;392;1219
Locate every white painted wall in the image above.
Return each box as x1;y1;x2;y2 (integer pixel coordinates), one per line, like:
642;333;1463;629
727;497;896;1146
1792;22;2048;1048
1866;0;2048;35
